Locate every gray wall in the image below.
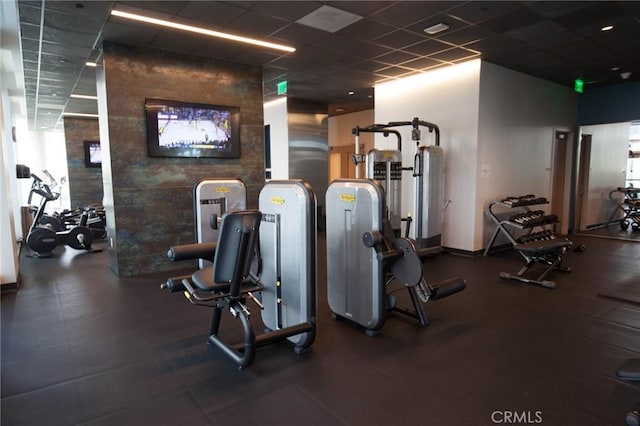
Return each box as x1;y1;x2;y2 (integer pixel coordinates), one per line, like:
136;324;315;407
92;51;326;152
98;41;264;277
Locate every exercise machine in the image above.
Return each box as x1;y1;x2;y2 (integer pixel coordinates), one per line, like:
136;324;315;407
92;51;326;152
193;178;247;267
163;179;316;369
617;359;640;425
608;187;640;231
325;178;465;336
25;173;99;257
352;118;446;249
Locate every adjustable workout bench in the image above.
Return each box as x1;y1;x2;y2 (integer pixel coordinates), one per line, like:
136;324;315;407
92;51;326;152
499;238;572;289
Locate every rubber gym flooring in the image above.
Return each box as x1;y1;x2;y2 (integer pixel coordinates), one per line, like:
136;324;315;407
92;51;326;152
2;233;639;425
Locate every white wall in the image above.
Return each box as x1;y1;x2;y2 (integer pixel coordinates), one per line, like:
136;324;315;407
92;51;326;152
580;122;630;228
374;59;577;252
263;98;288;179
477;62;576;248
375;60;482;251
1;90;19;285
14;130;70;214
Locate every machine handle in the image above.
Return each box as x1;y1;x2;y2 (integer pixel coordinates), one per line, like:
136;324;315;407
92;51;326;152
429;277;466;300
377;249;404;263
167;242;217;262
417;246;442;260
160;276;190;292
362;231;383;248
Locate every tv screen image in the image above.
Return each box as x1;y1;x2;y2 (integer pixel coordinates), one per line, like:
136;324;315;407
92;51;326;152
84;140;101;168
146;99;240;158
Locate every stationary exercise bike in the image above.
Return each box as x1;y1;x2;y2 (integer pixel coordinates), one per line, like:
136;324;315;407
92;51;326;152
25;173;99;257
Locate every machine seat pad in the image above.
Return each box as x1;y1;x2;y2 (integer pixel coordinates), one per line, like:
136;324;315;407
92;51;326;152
514;238;572;255
191;266;259;294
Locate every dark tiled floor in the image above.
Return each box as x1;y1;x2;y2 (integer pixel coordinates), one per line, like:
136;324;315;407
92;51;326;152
2;234;640;425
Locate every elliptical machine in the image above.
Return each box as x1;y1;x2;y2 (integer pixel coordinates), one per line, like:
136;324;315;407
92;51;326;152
25;173;99;257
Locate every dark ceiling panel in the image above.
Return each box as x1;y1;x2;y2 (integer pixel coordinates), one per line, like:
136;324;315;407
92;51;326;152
326;1;394;18
372;29;427;49
270;22;329;45
15;0;640;130
434;24;494;45
430;47;479;62
249;1;322;22
400;56;445;70
375;50;420;66
401;38;453;56
477;8;543;33
505;20;583;48
446;1;524;24
336;18;396;41
176;1;246;27
368;1;448;27
224;9;289;37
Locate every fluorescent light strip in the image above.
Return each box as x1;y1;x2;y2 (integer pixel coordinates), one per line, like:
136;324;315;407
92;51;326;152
111;9;296;53
63;112;99;118
86;62;97;67
70;94;98;100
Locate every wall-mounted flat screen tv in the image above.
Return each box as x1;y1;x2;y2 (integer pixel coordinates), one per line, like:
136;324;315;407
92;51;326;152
84;140;102;168
145;98;240;159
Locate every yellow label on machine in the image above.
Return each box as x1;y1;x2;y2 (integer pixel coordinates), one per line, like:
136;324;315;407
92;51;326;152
339;194;355;202
215;187;230;193
383;152;394;158
270;196;285;206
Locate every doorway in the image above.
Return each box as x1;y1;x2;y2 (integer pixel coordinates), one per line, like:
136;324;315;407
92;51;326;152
328;145;356;181
575;133;592;232
550;130;570;234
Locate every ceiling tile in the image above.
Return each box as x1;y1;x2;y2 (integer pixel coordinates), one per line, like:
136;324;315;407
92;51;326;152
250;1;323;22
336;18;396;41
400;56;445;71
434;24;494;45
368;1;450;27
372;29;427;49
401;38;452;56
446;1;523;24
177;2;246;27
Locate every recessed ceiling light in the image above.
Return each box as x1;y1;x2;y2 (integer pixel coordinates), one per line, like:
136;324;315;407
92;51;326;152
601;25;614;31
111;9;295;53
348;90;355;95
424;23;450;35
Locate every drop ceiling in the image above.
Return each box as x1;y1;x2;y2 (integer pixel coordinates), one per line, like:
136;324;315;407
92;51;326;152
13;0;640;131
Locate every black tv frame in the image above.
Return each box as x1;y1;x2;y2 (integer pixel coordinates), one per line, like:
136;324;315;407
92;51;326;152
84;140;101;168
145;98;241;159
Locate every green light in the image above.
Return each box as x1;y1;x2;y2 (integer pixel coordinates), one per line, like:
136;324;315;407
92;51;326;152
277;81;287;95
574;78;584;93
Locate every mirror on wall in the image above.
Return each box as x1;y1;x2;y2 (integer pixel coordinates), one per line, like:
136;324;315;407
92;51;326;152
575;120;640;242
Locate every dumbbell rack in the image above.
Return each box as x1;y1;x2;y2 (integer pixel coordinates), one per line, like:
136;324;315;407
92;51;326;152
483;195;559;259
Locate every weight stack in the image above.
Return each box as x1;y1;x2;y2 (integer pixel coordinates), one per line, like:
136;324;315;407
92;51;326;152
414;145;444;249
366;149;402;235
